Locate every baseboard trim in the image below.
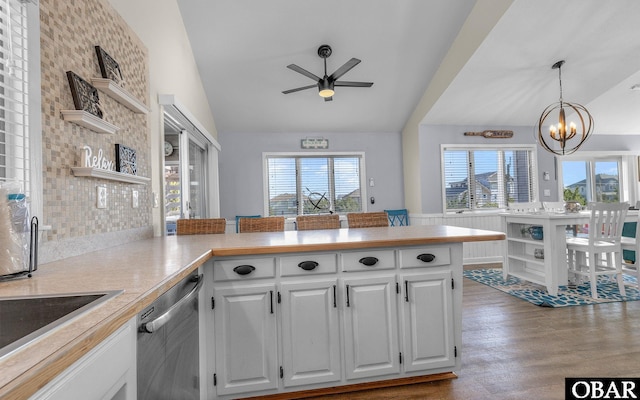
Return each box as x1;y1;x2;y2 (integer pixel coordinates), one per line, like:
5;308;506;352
238;372;457;400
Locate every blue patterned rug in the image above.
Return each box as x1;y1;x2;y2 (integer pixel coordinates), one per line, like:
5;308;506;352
463;268;640;307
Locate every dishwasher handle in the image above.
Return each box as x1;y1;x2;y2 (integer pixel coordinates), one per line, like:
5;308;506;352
141;274;204;334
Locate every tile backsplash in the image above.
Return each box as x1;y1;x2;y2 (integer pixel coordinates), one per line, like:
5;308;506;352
39;0;151;262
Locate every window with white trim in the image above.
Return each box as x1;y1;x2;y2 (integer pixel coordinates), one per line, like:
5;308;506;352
0;0;30;196
265;153;365;216
561;157;622;205
442;145;538;212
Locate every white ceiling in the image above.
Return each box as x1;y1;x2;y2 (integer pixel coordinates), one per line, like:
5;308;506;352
177;0;640;136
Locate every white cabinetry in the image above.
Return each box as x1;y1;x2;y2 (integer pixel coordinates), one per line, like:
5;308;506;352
342;275;400;380
280;279;341;387
400;271;455;372
213;284;278;396
31;318;136;400
208;243;462;399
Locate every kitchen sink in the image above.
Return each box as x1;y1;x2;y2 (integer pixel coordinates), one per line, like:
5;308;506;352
0;290;123;359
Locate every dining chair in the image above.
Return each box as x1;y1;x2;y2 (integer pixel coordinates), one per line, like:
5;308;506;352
296;214;341;231
508;202;542;213
238;216;285;233
566;202;629;299
176;218;226;235
621;212;640;289
384;209;409;226
346;212;389;228
235;215;261;233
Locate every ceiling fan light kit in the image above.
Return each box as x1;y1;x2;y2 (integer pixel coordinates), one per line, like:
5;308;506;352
282;44;373;101
536;60;593;156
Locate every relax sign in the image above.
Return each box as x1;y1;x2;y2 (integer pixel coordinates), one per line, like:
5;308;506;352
80;145;115;171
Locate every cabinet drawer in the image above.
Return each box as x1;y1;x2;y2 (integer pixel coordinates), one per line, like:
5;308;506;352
213;257;276;281
280;253;338;277
341;249;396;272
399;246;451;269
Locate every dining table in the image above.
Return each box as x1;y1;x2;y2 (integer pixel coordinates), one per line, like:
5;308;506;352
501;209;638;296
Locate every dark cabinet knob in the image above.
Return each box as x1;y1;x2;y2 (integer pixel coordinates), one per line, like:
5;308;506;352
417;253;436;263
358;256;379;266
298;261;319;271
233;265;255;275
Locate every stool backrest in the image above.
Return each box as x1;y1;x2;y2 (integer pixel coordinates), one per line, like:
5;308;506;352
347;212;389;228
239;216;285;233
296;214;340;231
177;218;226;235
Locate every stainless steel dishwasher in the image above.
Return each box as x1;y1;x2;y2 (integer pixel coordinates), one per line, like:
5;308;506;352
137;271;203;400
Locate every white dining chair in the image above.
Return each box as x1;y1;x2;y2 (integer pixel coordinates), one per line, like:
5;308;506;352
621;212;640;289
566;202;629;299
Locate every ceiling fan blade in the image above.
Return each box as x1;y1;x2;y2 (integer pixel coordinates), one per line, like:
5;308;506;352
282;84;317;94
324;96;333;102
334;81;373;87
328;58;361;81
286;64;321;82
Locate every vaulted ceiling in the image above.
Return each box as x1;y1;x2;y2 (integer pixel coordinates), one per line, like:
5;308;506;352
177;0;640;136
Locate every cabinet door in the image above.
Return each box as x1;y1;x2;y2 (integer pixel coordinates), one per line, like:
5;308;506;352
401;271;455;372
342;275;400;380
280;279;341;387
214;284;278;396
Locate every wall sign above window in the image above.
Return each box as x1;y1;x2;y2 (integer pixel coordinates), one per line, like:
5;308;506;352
301;138;329;149
463;130;513;139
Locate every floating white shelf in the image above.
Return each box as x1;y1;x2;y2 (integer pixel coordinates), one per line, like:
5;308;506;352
71;167;150;184
91;78;150;114
61;110;118;134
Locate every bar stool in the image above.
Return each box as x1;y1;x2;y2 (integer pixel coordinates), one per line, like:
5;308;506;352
566;202;628;299
346;212;389;228
296;214;340;230
238;216;285;233
621;212;640;288
176;218;226;235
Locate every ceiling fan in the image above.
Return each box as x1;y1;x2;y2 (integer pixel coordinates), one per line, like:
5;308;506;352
282;44;373;102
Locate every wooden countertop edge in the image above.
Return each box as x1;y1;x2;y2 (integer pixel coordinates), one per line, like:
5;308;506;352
0;249;214;400
211;233;506;257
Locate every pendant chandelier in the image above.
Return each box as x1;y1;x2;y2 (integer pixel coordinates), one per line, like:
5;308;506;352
536;60;593;156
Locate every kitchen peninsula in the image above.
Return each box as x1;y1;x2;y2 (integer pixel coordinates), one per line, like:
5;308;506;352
0;225;504;400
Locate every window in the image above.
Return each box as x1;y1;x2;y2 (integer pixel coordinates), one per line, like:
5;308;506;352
561;158;621;205
442;145;538;212
0;0;30;196
265;153;365;216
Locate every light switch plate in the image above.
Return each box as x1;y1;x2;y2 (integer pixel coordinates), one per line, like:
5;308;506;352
543;189;551;197
96;186;107;208
132;190;139;208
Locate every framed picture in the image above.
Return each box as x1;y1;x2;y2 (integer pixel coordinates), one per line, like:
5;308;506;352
66;71;103;118
115;144;137;175
95;46;125;86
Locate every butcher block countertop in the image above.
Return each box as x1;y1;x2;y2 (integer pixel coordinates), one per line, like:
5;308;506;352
0;225;504;399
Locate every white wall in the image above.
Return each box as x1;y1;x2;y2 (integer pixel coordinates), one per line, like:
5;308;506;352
218;131;404;221
107;0;217;236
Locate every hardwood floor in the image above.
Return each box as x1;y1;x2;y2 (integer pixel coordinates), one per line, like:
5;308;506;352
304;269;640;400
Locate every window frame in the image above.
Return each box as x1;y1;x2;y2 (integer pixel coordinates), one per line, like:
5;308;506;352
558;151;638;206
262;151;367;217
0;0;41;219
440;144;539;213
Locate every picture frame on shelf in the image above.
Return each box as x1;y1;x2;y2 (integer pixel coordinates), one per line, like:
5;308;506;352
115;144;137;175
95;46;125;87
66;71;103;119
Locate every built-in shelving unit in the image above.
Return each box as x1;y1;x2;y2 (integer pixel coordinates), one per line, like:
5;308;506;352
71;167;149;184
91;78;150;114
61;110;118;134
505;221;546;286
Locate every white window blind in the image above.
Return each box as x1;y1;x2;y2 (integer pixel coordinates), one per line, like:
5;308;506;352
266;154;363;216
0;0;29;196
442;145;537;212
